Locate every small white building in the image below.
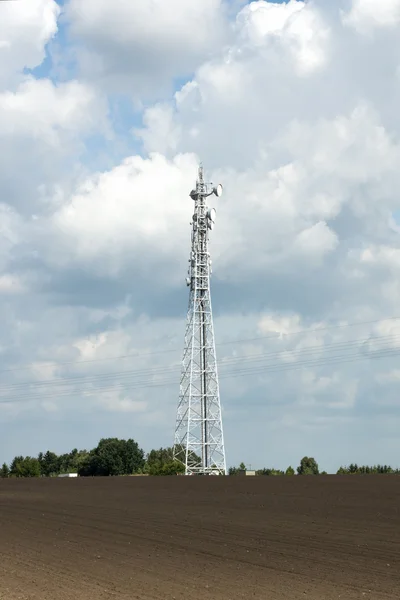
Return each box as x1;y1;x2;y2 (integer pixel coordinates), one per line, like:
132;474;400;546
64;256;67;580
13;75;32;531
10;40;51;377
58;473;78;478
238;469;256;476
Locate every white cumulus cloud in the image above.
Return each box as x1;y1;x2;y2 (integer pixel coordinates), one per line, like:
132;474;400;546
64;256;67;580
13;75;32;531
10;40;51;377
237;0;330;74
66;0;229;98
0;0;59;86
343;0;400;32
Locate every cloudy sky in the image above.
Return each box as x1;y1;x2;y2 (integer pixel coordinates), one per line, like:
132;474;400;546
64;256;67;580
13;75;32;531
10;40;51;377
2;0;400;473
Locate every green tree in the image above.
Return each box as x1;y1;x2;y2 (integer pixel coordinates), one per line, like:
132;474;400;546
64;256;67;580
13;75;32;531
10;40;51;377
145;447;201;475
285;466;295;476
10;456;41;478
71;450;90;472
159;460;185;476
9;456;24;477
337;464;399;475
78;438;145;477
297;456;319;476
38;448;86;476
257;468;284;476
0;462;9;478
39;451;60;477
145;447;172;475
78;454;100;477
117;438;145;474
58;452;73;473
228;462;248;475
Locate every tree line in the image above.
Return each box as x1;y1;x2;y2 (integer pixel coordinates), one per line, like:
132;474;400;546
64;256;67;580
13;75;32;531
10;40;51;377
336;464;400;475
1;445;399;478
0;438;189;478
229;457;324;476
229;457;400;476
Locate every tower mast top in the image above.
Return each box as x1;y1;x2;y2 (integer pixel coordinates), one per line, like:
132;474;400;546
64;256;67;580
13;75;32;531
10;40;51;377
198;164;204;184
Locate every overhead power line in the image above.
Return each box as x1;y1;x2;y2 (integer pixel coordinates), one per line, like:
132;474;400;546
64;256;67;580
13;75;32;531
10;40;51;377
1;338;400;406
0;331;399;394
1;314;400;376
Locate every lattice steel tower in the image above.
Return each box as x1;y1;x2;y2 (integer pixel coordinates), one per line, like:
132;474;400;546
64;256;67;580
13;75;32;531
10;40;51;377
173;165;227;475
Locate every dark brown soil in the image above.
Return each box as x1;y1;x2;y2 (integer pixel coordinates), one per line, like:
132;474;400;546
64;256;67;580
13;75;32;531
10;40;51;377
1;475;400;599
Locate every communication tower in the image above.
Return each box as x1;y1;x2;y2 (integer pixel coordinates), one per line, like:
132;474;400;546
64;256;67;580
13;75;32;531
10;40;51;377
173;165;227;475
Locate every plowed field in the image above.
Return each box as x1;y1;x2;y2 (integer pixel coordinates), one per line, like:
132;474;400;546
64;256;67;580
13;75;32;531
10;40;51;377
1;475;400;599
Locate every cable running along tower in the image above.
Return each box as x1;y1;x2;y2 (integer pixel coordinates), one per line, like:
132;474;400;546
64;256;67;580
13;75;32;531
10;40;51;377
173;166;227;475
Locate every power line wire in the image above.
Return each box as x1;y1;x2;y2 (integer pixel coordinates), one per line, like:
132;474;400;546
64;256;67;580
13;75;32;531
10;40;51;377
0;331;399;394
1;314;400;375
1;343;400;406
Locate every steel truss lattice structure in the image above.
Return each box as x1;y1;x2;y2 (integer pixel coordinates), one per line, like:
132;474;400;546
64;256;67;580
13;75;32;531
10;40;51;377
173;165;227;476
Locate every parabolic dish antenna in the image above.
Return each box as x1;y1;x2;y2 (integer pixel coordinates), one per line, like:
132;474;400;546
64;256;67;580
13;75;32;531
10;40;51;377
208;208;216;223
207;208;216;230
213;184;223;198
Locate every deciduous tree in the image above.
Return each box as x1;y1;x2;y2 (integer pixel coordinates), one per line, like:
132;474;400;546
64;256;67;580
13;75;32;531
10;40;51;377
10;456;41;478
78;438;145;477
39;451;60;477
297;456;319;476
337;464;399;475
256;468;284;476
